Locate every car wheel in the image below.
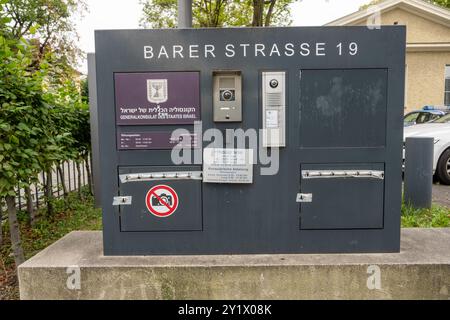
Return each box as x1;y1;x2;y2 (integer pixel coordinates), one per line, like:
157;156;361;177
433;174;439;184
436;149;450;185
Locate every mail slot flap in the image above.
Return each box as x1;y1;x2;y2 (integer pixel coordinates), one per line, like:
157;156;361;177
118;166;202;232
299;163;384;230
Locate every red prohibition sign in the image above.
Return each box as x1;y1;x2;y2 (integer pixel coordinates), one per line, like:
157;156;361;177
145;185;179;217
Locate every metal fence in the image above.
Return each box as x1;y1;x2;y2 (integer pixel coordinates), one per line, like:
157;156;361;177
1;156;92;216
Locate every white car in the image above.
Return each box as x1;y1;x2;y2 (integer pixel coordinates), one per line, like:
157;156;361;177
403;113;450;185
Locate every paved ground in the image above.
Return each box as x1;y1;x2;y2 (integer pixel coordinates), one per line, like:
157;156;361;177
433;184;450;208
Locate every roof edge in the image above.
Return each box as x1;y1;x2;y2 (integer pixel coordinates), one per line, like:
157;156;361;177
325;0;450;27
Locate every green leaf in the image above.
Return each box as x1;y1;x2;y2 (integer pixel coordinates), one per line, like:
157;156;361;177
9;135;20;144
0;123;11;131
29;25;38;35
0;17;11;24
17;122;30;132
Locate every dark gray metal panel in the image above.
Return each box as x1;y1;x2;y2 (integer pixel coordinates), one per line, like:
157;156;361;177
300;163;385;230
299;69;387;148
95;26;405;255
404;137;433;209
118;166;202;232
87;53;101;208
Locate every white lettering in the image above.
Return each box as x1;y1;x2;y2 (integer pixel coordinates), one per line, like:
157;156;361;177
66;266;81;290
144;46;153;59
284;43;294;56
300;43;310;56
349;42;358;55
173;45;184;58
240;43;250;57
178;304;213;318
205;44;216;58
189;45;199;58
225;44;235;58
367;265;382;290
158;45;169;59
316;43;326;56
255;43;265;57
269;43;281;57
142;41;356;60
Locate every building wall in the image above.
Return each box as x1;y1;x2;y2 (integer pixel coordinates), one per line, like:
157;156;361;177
352;7;450;112
406;51;450;111
380;8;450;43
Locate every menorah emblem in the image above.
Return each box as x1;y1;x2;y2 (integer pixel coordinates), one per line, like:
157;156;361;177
147;79;168;103
152;83;162;98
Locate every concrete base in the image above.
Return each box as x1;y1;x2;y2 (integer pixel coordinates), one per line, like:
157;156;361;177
18;229;450;300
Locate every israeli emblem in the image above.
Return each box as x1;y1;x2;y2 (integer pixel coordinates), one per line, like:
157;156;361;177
147;79;168;104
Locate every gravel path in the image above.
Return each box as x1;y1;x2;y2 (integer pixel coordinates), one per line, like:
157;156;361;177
433;184;450;209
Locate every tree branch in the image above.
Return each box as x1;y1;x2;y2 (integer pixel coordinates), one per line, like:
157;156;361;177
264;0;277;26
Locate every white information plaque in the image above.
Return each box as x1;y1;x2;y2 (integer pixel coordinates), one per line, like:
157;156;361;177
203;148;253;184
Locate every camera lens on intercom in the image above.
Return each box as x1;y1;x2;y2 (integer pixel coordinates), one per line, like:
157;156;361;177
269;79;279;88
152;193;173;206
220;89;235;102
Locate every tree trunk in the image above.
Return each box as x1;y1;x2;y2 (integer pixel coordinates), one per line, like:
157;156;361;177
45;169;53;216
0;204;3;247
57;164;68;199
252;0;264;26
6;195;25;266
76;162;84;201
85;156;93;196
25;185;36;226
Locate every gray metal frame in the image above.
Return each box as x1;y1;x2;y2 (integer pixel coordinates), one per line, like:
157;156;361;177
95;26;405;255
88;53;101;208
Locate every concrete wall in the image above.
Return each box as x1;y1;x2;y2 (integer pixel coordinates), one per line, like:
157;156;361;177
18;230;450;300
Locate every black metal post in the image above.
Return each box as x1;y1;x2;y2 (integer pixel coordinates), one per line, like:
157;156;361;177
404;137;434;209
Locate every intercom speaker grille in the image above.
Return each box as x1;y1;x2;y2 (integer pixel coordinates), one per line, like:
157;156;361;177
219;77;235;88
265;92;283;106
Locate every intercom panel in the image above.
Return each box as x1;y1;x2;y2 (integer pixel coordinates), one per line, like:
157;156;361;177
262;71;286;147
213;71;242;122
